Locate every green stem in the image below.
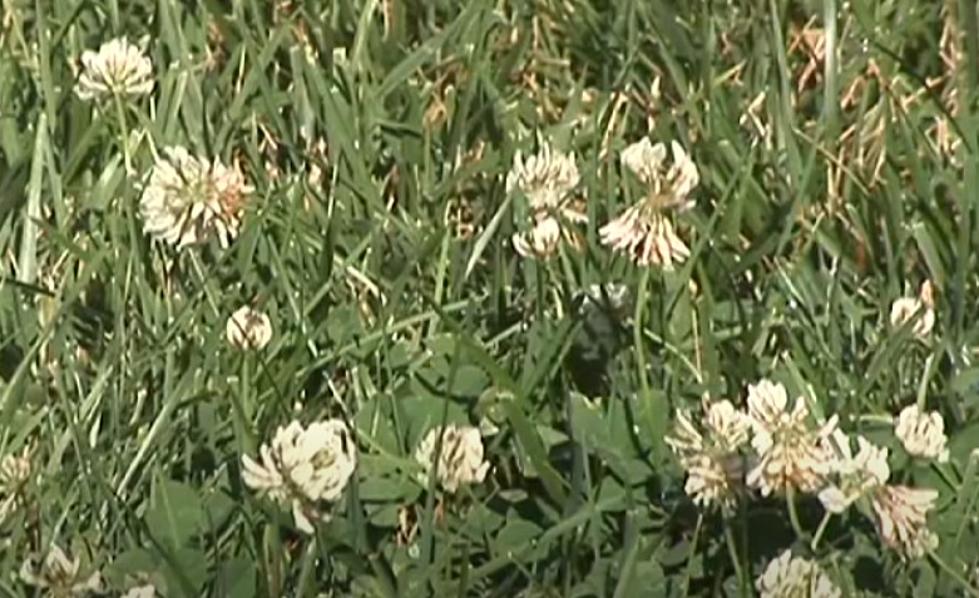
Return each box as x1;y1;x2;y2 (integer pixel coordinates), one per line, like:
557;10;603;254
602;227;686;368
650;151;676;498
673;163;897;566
681;513;704;597
786;486;808;541
930;550;979;598
112;92;132;175
810;511;832;552
723;515;747;593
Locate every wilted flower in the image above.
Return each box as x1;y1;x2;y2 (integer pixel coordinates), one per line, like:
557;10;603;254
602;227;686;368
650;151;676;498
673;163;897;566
894;404;949;462
818;432;890;513
0;446;32;519
506;143;586;259
745;380;838;496
140;146;251;248
226;306;273;350
890;281;936;338
75;37;153;101
19;544;102;596
756;549;841;598
242;419;357;534
871;484;939;560
600;139;699;269
415;424;490;493
665;399;749;509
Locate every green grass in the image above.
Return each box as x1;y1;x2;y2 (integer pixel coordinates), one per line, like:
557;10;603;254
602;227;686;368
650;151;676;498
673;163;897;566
2;0;979;596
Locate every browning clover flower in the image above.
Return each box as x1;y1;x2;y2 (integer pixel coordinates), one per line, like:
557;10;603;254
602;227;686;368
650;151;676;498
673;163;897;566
226;306;273;350
75;37;153;101
242;419;357;534
755;549;841;598
890;281;936;338
415;424;490;493
871;484;939;560
19;544;102;596
665;399;750;509
140;146;251;249
745;380;838;496
599;139;699;269
506;143;586;259
818;432;890;514
894;404;949;463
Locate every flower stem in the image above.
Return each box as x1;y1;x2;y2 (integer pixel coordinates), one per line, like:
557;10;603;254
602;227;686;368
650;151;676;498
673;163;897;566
810;511;832;551
723;514;747;593
112;92;133;176
786;486;808;541
681;513;704;597
929;550;979;598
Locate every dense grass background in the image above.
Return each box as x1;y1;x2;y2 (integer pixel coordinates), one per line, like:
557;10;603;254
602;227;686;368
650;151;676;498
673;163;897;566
2;0;979;595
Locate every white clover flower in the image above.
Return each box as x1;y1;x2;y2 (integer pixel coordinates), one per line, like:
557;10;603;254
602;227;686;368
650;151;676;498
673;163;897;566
506;142;580;210
665;400;749;509
756;549;841;598
140;146;251;249
242;419;357;534
818;432;890;514
415;424;490;493
890;280;936;338
0;447;32;519
19;544;102;596
745;380;838;496
226;306;273;350
894;404;949;463
871;484;939;560
600;139;699;269
75;37;153;101
506;143;586;259
123;585;156;598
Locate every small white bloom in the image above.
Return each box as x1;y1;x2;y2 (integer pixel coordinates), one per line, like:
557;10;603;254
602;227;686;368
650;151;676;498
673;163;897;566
19;544;102;596
756;549;841;598
242;419;357;534
0;446;31;519
600;139;698;269
506;143;580;211
75;37;153;101
890;281;936;338
745;380;838;496
415;424;490;493
894;404;949;462
665;400;749;509
123;584;156;598
871;484;939;560
818;432;889;513
507;142;586;260
140;146;251;249
226;306;273;350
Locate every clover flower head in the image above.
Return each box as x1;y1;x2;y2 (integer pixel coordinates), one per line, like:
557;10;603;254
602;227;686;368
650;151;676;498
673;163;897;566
894;404;949;463
600;139;698;269
226;306;273;350
890;281;936;338
414;424;490;493
745;379;838;496
871;484;940;560
140;146;251;249
818;432;890;514
75;37;153;101
20;544;102;596
756;549;841;598
666;399;749;509
242;419;357;534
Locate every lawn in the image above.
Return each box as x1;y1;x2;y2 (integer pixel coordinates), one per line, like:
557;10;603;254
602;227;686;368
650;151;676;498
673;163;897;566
1;0;979;596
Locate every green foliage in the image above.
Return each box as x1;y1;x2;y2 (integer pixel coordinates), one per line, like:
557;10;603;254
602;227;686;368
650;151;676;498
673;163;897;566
1;0;979;596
